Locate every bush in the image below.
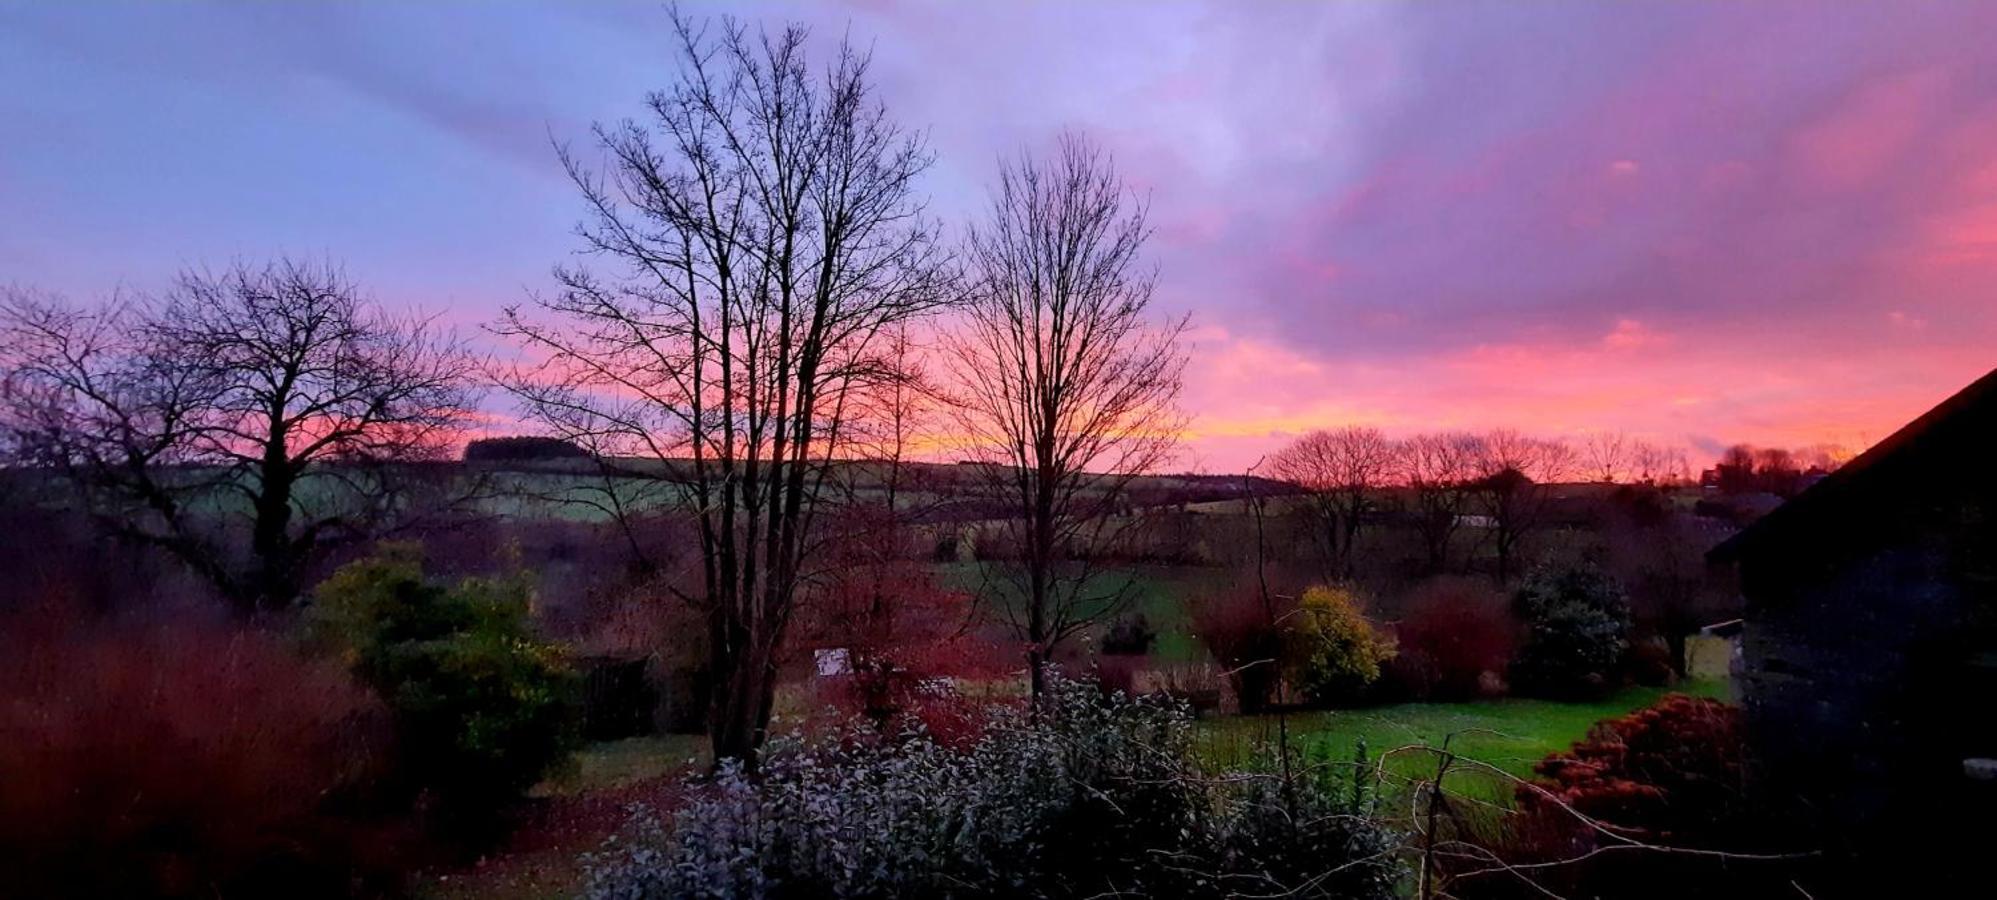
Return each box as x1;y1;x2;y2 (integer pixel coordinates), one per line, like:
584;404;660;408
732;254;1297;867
1286;585;1395;706
1459;694;1798;899
1191;584;1290;713
1098;613;1157;655
1384;577;1516;701
795;561;999;744
311;544;581;836
0;615;402;898
1525;694;1748;844
584;677;1402;899
1508;565;1630;699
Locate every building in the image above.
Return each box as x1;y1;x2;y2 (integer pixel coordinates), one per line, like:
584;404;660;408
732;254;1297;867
1709;368;1997;878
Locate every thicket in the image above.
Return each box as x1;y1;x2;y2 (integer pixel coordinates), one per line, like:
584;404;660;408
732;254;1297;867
1383;577;1516;701
1452;694;1799;899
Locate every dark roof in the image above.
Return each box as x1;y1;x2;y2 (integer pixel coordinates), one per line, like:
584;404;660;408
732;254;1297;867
1709;367;1997;564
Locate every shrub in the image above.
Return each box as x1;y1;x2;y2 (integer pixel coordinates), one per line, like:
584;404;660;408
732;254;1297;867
795;561;999;743
1508;565;1630;699
1524;694;1748;844
583;677;1403;899
1098;612;1157;655
1190;584;1291;713
1458;694;1798;899
1384;577;1516;701
311;544;581;836
1286;585;1395;706
0;615;402;898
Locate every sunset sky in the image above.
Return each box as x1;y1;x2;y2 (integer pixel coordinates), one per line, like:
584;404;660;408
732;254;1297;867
5;1;1996;472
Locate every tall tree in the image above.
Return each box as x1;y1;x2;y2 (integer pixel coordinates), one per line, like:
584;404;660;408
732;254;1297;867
945;133;1187;700
1270;425;1393;580
1400;432;1480;575
0;261;478;614
1469;428;1576;585
495;11;953;765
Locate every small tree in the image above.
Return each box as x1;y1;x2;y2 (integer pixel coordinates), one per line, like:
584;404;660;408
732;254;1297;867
1286;585;1395;706
1510;564;1631;699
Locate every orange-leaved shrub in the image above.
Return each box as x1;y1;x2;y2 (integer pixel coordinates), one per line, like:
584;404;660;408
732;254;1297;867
0;612;403;898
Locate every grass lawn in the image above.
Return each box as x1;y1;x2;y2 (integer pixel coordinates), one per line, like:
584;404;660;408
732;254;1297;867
1195;680;1732;804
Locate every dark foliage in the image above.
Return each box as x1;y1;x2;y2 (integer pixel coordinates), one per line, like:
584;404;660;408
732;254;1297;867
1191;583;1292;713
1509;565;1631;699
1383;577;1517;701
463;435;590;462
310;545;581;839
1454;694;1803;900
1099;613;1158;655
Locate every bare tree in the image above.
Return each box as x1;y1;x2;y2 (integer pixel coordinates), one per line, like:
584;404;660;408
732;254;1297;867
1400;432;1480;575
1581;430;1630;484
945;133;1188;701
1270;426;1393;580
1468;429;1576;585
0;261;479;614
494;11;954;765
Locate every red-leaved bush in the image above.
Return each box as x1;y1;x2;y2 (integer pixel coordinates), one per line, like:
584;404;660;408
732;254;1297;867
1189;583;1293;713
1522;693;1745;843
797;561;1005;746
1453;694;1799;900
0;612;404;898
1383;577;1516;701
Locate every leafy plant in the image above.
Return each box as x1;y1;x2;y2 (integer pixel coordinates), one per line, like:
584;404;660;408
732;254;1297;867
311;544;581;835
1286;585;1396;706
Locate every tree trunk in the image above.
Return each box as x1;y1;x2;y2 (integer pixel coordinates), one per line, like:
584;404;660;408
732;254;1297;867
248;444;296;615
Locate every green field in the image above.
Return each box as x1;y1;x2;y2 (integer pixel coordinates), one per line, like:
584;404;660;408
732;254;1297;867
934;560;1226;662
1195;680;1731;802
